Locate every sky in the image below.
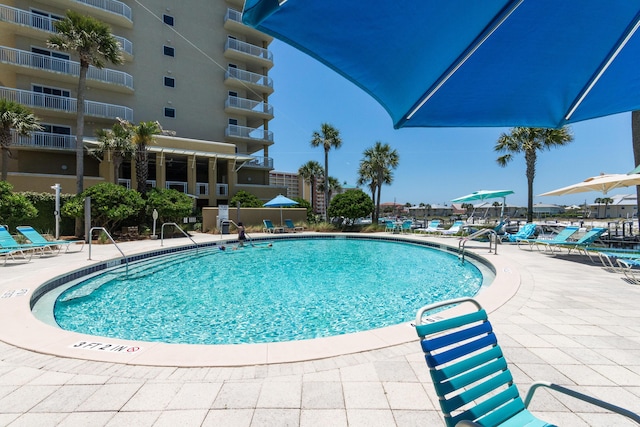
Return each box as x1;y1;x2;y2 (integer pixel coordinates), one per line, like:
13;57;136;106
264;40;635;208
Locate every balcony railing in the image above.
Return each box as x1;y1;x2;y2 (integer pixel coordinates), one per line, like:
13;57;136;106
225;38;273;62
0;46;133;89
119;179;156;189
196;182;209;196
216;184;229;197
166;181;187;193
225;8;242;24
225;67;273;90
225;95;273;116
0;5;133;56
74;0;132;22
0;86;134;121
244;156;274;169
225;124;274;142
12;131;75;150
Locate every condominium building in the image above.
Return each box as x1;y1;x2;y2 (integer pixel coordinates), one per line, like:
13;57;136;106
0;0;283;206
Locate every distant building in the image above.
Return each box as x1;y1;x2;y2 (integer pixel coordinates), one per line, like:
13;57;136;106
589;194;637;219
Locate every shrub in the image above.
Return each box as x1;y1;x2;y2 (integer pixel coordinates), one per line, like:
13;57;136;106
0;181;37;225
230;190;263;207
62;182;145;232
327;190;374;226
145;187;193;223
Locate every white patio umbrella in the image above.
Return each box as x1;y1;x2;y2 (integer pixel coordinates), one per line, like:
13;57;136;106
264;194;298;226
451;190;514;218
538;173;640;196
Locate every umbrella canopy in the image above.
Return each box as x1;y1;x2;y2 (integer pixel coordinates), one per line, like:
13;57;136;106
539;173;640;196
264;194;298;225
243;1;640;128
451;190;515;203
451;190;514;218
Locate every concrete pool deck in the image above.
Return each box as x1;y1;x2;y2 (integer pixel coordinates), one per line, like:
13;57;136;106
0;232;639;425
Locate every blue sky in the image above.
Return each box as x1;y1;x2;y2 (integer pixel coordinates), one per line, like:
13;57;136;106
265;40;635;208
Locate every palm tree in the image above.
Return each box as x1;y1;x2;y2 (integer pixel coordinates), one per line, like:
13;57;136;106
594;197;613;218
0;99;42;181
356;159;378;219
495;127;573;223
131;121;162;196
492;201;501;217
298;160;324;215
631;111;640;230
360;141;400;222
48;10;123;197
318;176;342;208
310;123;342;219
93;119;134;184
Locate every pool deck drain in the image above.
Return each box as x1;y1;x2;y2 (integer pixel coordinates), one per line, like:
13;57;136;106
0;232;639;425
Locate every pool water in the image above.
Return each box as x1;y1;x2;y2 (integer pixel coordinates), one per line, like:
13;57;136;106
53;238;484;345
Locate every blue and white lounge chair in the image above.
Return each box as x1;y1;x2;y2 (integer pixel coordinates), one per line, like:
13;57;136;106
16;226;84;253
440;220;466;236
0;247;32;266
284;219;303;232
0;225;55;256
516;225;579;251
384;220;397;233
543;227;607;255
415;219;441;234
500;223;537;243
400;219;413;234
415;298;640;427
262;219;284;234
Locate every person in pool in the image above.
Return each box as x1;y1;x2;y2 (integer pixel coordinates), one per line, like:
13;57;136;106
237;222;246;247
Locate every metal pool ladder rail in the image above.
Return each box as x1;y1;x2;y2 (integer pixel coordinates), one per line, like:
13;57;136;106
161;222;198;252
88;227;128;275
458;228;498;263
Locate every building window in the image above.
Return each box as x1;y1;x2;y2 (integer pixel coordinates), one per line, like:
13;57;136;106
164;76;175;87
164;107;176;118
228;118;238;125
163;45;175;57
163;14;174;26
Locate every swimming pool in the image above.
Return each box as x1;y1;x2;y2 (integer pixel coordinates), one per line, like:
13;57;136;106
38;236;487;345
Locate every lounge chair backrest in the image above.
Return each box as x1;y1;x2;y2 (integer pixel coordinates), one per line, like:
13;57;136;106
575;227;607;245
15;226;47;244
0;226;19;247
285;219;294;228
549;225;579;241
263;219;274;228
514;223;537;238
429;220;440;228
415;298;527;427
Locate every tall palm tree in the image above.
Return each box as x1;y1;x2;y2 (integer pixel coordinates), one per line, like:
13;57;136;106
631;111;640;230
298;160;324;214
94;119;134;184
495;127;573;223
48;10;123;196
310;123;342;219
594;197;613;219
131;121;162;196
360;141;399;222
0;99;41;181
356;160;378;219
317;176;342;208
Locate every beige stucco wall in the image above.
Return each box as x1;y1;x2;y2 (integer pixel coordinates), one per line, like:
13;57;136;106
202;207;307;232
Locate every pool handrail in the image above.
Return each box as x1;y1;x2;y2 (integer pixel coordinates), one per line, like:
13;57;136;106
160;223;198;252
88;226;128;275
225;219;255;246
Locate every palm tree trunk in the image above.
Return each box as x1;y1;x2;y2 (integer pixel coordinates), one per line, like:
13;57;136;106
136;144;148;195
75;64;88;237
632;111;640;230
525;149;536;223
323;148;329;220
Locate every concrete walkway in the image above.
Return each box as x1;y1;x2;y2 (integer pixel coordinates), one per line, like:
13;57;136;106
0;233;639;426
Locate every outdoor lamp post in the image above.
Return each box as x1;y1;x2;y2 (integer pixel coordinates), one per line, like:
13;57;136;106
51;183;61;239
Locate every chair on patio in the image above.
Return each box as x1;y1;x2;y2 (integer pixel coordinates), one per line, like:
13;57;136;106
440;220;466;236
0;225;56;256
542;227;608;255
515;225;579;251
415;219;441;234
262;219;284;234
400;219;413;234
415;297;640;427
16;226;84;253
284;219;304;233
0;247;33;266
500;223;537;243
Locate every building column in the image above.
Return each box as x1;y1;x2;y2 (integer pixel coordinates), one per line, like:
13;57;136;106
187;154;196;196
156;152;166;191
208;158;217;206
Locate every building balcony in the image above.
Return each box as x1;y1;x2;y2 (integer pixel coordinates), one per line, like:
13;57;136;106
243;156;274;169
224;96;273;120
0;5;134;57
0;47;133;92
0;86;134;122
224;38;273;70
12;131;76;151
45;0;132;28
225;124;273;145
225;67;274;94
224;8;272;41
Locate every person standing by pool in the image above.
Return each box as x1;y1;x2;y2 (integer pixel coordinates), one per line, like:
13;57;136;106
237;222;246;247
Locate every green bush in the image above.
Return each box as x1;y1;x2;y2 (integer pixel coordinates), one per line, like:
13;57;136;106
62;182;145;233
230;190;263;207
0;181;37;226
145;187;194;223
327;190;374;226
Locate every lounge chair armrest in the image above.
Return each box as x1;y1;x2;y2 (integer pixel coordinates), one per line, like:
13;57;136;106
524;381;640;423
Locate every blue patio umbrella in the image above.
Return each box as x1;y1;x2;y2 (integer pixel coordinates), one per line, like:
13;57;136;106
243;1;640;129
264;194;298;226
451;190;514;218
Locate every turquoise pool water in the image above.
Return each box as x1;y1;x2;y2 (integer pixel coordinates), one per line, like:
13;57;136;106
53;237;484;345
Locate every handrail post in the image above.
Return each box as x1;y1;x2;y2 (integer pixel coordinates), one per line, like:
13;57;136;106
88;227;128;275
161;222;198;252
